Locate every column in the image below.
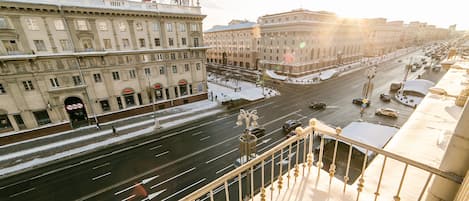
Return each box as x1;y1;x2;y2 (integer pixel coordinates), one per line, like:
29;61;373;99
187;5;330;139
42;17;58;53
127;19;138;50
159;20;168;48
64;17;80;50
88;19;103;50
7;15;32;53
110;19;121;50
145;20;153;49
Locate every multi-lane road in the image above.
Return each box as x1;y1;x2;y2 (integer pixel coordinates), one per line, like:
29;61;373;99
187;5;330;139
0;49;445;201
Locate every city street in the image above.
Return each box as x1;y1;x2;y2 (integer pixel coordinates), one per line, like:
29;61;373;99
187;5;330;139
0;49;445;201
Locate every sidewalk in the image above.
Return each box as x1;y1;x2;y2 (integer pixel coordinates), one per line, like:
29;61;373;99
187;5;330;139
0;100;224;177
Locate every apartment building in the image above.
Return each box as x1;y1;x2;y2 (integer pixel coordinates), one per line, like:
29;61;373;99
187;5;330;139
0;0;208;133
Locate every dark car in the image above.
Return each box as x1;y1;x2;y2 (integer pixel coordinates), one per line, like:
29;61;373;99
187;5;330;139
282;120;302;132
309;102;326;110
286;131;297;138
247;127;265;137
380;93;391;102
352;98;370;107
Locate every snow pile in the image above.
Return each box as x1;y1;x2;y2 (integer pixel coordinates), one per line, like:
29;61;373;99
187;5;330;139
265;70;287;81
319;69;339;81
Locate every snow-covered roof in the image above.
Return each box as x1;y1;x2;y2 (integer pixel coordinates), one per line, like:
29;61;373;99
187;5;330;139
325;122;398;155
205;22;256;33
402;79;435;95
265;70;287;81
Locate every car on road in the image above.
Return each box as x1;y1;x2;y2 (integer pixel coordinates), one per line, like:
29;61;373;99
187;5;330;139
375;108;399;118
352;98;370;107
309;102;326;110
282;120;302;132
380;93;391;102
246;126;265;137
286;131;297;138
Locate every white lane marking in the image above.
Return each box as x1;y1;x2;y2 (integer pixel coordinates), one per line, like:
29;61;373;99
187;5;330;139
0;180;23;190
258;137;285;153
199;136;210;141
262;109;301;127
92;162;110;170
149;145;162;151
326;106;339;109
232;125;239;128
121;194;135;201
191;131;202;136
155;151;169;158
150;167;196;189
114;175;159;195
257;138;272;146
9;187;35;198
92;172;111;181
147;189;167;200
161;178;206;201
253;102;274;109
205;148;237;164
216;164;234;174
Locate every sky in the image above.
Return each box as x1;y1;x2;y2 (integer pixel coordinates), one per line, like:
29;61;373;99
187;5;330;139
199;0;468;31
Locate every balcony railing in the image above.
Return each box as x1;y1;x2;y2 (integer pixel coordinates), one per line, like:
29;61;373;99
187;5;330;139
181;118;464;201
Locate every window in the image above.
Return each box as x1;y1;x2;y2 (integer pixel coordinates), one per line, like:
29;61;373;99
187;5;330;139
93;73;102;83
181;37;186;46
26;18;39;30
50;78;60;88
118;21;126;31
136;22;143;31
196;63;201;71
139;38;145;48
166;23;173;32
112;71;120;80
179;23;186;32
76;20;88;31
168;38;174;46
0;17;8;28
82;39;93;50
98;21;108;31
54;19;65;30
100;100;110;112
33;40;47;51
72;75;82;86
122;39;130;48
183;52;188;59
0;83;5;94
152;22;159;32
141;54;149;63
190;23;198;31
59;39;72;51
33;110;51;126
103;39;112;49
172;65;177;73
193;38;199;47
184;64;189;72
159;66;165;75
129;70;136;79
2;40;19;53
144;68;151;76
156;53;163;61
22;80;34;91
154;38;161;47
170;53;176;60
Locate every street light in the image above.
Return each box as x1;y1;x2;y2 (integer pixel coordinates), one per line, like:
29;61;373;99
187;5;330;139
147;76;161;129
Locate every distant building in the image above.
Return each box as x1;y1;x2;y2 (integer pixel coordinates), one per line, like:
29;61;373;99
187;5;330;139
0;0;208;133
362;18;404;56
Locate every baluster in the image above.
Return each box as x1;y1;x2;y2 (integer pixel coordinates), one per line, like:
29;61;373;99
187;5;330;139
238;173;242;201
393;164;408;201
374;156;387;201
302;136;307;176
270;154;275;200
343;144;353;193
356;149;369;201
261;160;266;201
317;136;325;180
307;131;314;172
287;144;292;188
278;148;284;193
224;180;230;201
418;173;433;201
209;189;214;201
250;166;254;201
294;138;300;181
329;139;339;186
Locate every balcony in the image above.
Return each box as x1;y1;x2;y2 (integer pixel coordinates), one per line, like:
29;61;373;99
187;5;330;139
182;44;469;200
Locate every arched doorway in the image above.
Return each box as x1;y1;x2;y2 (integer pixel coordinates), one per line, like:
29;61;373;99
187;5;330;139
64;97;88;127
122;88;136;107
153;83;164;101
178;79;188;96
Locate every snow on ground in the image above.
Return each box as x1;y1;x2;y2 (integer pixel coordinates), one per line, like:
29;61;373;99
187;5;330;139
208;76;279;102
319;69;339;81
265;70;287;80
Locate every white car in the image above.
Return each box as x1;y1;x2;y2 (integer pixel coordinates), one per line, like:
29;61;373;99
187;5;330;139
375;108;398;118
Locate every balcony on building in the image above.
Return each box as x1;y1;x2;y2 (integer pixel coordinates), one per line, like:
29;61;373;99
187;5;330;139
182;39;469;201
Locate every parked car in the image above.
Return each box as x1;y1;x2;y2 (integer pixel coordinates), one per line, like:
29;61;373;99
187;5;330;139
352;98;370;107
246;126;265;137
282;120;302;132
375;108;399;118
309;102;326;110
390;82;401;92
380;93;391;102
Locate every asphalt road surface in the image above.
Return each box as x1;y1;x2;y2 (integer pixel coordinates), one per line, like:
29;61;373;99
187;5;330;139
0;49;445;201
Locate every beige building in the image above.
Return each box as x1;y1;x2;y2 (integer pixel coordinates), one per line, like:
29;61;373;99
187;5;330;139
258;9;365;77
204;20;260;69
362;18;404;56
0;0;208;133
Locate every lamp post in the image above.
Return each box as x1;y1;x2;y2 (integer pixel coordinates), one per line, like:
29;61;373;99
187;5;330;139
147;76;160;129
236;109;259;200
360;66;376;117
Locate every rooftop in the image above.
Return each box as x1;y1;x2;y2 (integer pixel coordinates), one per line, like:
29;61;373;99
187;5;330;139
205;21;257;33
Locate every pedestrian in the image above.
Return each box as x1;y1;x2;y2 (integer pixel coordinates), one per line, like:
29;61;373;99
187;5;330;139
215;95;218;100
96;123;101;130
112;125;117;134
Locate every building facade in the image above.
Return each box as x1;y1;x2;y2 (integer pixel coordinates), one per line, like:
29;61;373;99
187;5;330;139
204;20;260;69
0;0;208;133
362;18;404;56
258;9;365;77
